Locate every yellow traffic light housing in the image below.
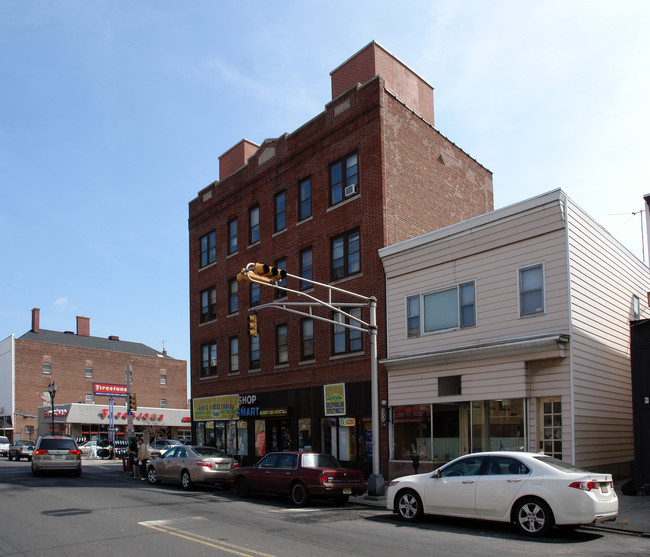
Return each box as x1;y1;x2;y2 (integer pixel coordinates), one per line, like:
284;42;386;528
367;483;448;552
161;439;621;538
248;314;258;337
237;263;287;285
129;393;137;411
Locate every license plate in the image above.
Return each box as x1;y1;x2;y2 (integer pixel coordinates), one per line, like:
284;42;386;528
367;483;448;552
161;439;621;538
343;488;352;495
53;455;63;460
600;484;609;493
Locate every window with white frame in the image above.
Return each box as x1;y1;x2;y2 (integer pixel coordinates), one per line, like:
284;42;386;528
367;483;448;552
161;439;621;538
160;399;168;408
200;230;216;267
201;342;217;377
519;264;544;316
160;374;167;385
229;337;239;373
407;281;476;336
633;295;641;320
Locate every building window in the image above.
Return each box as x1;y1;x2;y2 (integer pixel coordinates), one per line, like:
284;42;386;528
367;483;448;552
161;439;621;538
200;230;216;267
229;337;239;373
160;374;167;385
85;366;93;378
330;152;358;205
276;324;288;364
407;295;420;337
333;308;363;354
274;257;287;299
201;342;217;377
301;318;314;360
161;399;167;408
633;295;641;320
299;177;311;221
228;278;238;314
228;218;238;255
300;247;313;290
274;191;286;232
331;229;360;281
85;394;94;404
392;405;432;460
250;283;260;306
200;287;217;323
250;335;260;369
408;281;476;335
519;264;544;316
42;362;51;375
249;205;260;244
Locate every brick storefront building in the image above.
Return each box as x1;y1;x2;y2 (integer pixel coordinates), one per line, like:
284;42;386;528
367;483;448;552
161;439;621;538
0;308;188;442
187;42;493;478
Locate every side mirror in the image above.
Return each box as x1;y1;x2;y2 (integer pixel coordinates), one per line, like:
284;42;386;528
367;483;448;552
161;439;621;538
432;469;441;479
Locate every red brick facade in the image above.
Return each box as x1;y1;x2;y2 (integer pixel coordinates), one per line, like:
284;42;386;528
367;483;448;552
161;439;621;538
9;310;187;441
188;43;493;475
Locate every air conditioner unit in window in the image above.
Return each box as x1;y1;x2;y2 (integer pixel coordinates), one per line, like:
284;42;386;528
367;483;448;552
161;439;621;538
344;183;358;197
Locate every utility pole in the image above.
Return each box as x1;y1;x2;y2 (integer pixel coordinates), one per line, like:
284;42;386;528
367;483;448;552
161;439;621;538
237;262;385;496
125;364;134;437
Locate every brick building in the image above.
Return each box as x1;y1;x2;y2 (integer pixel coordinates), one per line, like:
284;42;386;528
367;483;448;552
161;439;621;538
187;42;493;478
0;308;188;443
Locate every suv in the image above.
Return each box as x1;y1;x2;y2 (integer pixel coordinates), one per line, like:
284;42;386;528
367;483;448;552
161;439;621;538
149;439;183;459
32;435;82;476
0;436;9;456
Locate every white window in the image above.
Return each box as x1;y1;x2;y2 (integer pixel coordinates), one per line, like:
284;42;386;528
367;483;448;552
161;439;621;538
633;295;641;320
160;399;167;408
408;281;476;336
160;374;167;385
85;394;94;404
519;264;544;316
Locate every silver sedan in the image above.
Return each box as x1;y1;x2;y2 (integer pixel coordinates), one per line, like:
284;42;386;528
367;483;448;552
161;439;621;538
146;445;237;490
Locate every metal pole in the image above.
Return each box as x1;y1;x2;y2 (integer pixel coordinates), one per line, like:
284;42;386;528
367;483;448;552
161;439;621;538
367;297;385;496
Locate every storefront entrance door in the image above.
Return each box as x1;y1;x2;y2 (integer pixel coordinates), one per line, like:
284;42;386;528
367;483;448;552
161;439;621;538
268;419;292;452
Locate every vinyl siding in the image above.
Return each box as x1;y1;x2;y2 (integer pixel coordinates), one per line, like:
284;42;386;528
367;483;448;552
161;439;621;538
566;199;649;468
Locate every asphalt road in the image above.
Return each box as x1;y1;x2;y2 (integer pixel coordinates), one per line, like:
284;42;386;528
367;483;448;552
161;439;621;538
0;458;648;556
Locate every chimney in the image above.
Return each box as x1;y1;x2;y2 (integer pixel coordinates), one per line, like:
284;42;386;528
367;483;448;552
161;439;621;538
330;41;434;125
76;316;90;337
31;307;40;333
163;347;168;356
218;139;259;180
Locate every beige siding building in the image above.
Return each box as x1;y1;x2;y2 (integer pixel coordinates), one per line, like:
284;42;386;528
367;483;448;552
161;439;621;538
379;189;649;479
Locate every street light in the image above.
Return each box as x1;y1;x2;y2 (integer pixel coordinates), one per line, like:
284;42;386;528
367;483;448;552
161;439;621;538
48;381;57;435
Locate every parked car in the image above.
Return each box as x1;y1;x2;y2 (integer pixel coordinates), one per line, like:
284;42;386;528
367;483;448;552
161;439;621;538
230;452;367;506
149;439;183;459
0;436;10;456
386;451;618;537
79;440;99;458
31;435;82;476
8;440;35;461
146;445;238;490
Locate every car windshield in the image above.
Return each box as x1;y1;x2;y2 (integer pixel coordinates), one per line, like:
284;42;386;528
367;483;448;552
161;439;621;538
39;438;77;450
301;454;341;468
533;455;588;473
17;441;34;447
193;447;228;457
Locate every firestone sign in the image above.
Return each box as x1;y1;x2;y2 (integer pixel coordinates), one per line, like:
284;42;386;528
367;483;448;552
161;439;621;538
93;383;128;398
100;409;163;422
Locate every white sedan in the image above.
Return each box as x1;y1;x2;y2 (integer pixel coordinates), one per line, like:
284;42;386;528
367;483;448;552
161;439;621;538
386;451;618;537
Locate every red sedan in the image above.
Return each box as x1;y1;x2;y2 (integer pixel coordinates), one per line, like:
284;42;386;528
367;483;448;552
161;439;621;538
230;452;366;506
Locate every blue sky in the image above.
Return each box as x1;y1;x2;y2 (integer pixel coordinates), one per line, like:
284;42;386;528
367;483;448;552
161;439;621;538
2;1;649;396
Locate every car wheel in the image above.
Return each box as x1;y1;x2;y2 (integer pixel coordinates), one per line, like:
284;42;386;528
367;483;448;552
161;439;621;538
31;466;39;477
235;477;250;498
396;489;424;522
8;453;13;461
181;469;193;490
74;468;82;477
513;497;554;537
332;495;349;505
147;466;160;485
291;482;309;507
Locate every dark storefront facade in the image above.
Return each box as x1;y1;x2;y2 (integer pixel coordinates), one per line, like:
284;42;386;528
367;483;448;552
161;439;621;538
191;381;372;474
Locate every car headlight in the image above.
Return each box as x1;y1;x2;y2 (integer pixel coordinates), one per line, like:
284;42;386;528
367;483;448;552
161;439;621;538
389;480;400;487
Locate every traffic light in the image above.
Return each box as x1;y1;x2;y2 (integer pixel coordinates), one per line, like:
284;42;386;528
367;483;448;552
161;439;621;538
128;393;137;411
237;263;286;284
248;314;258;337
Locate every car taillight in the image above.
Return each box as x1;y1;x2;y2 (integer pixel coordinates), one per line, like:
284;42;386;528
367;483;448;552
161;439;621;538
569;480;613;491
319;473;333;484
69;449;81;456
35;449;48;455
196;460;213;468
231;461;239;469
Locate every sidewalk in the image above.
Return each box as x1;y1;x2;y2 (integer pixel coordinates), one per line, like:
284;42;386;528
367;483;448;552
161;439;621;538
351;479;650;537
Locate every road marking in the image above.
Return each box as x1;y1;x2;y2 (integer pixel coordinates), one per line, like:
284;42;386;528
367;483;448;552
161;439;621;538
140;518;277;557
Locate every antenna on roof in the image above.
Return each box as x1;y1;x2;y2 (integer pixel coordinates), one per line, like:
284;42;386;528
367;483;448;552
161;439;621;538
608;209;645;263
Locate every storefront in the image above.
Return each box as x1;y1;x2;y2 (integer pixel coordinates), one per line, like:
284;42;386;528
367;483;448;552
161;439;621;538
389;398;528;477
191;381;373;474
37;403;191;443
